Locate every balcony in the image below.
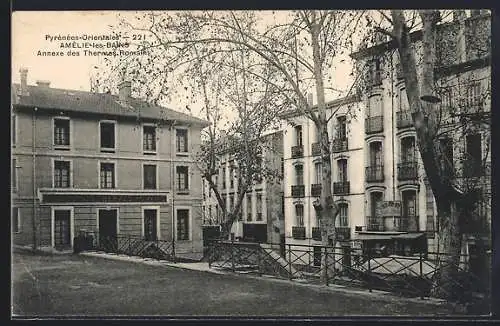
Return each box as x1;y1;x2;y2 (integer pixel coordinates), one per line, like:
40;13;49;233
366;165;384;182
336;226;351;241
291;185;305;198
292;226;306;240
396;110;413;129
311;142;321;156
331;138;348;153
397;162;418;181
312;227;322;241
365;116;384;134
256;212;263;221
366;216;384;231
311;184;322;197
291;145;304;159
333;181;350;195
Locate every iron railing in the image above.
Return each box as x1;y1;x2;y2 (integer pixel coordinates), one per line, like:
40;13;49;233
366;216;384;231
366;165;384;182
333;181;350;195
331;138;348;152
312;227;322;241
311;142;321;156
76;231;176;262
365;116;384;134
291;185;305;198
366;216;419;232
398;162;418;181
311;184;322;197
397;110;414;129
291;145;304;158
206;240;490;308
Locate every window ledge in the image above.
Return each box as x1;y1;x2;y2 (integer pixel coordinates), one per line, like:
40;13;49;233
176;152;189;157
176;191;190;195
100;148;116;153
54;145;70;151
143;151;157;155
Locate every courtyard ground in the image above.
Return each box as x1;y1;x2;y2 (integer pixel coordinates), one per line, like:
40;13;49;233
12;249;467;317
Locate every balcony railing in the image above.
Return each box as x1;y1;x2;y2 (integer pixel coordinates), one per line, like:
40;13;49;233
311;184;322;197
256;213;263;221
311;226;350;241
396;110;413;129
333;181;350;195
291;185;305;198
365;116;384;134
291;145;304;159
366;216;418;232
311;142;321;156
336;226;351;241
366;165;384;182
312;227;322;241
292;226;306;240
331;138;348;153
397;162;418;181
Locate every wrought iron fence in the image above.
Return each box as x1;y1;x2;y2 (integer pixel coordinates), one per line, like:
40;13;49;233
76;231;176;262
206;240;490;306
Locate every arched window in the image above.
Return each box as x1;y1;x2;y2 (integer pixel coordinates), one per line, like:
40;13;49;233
339;203;348;227
295;204;304;226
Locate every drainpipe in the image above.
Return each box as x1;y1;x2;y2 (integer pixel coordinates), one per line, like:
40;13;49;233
171;119;177;261
32;107;38;250
391;52;396;201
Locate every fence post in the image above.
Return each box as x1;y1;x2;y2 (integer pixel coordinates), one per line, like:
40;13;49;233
156;238;159;261
419;251;424;299
208;240;212;268
367;248;372;293
231;237;235;273
325;246;329;286
288;244;292;280
128;234;131;255
172;237;176;263
257;246;262;276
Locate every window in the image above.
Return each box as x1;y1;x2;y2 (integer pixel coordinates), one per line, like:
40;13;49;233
402;191;417;217
100;121;115;151
143;164;157;189
54;160;71;188
369;142;382;167
339;203;348;227
399;88;409;111
12;207;20;233
54;118;70;147
337;116;347;140
176;166;189;191
222;195;227;210
338;159;348;182
295;205;304;226
465;134;482;176
464;81;482;108
229;166;235;188
143;125;156;153
439;137;454;176
370;192;383;217
12;159;17;193
401;137;416;163
256;193;263;221
315;162;322;184
222;167;226;189
176;209;189;240
100;163;115;189
295;125;303;146
228;194;234;210
295;165;304;185
143;209;158;241
12;114;16;145
176;129;188;153
247;194;252;221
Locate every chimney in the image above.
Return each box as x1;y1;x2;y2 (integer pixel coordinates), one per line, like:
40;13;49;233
36;80;51;88
118;80;131;102
19;68;28;95
307;93;314;107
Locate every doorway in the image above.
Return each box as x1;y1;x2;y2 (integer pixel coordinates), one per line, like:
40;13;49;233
98;209;118;252
54;209;72;250
144;209;158;241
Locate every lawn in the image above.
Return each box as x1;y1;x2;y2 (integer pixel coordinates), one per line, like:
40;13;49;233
12;250;465;317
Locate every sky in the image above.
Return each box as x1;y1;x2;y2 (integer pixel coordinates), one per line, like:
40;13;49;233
12;11;356;120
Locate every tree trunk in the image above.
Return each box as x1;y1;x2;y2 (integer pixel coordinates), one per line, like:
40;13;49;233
432;199;462;299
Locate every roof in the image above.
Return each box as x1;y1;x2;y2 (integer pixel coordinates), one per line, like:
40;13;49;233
280;93;361;119
12;84;210;126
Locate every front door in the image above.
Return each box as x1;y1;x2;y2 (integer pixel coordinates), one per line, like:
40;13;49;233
99;209;118;252
54;210;71;250
144;209;157;241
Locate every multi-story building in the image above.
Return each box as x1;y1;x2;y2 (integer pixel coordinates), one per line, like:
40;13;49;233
11;69;209;257
350;10;491;256
281;95;366;261
201;131;284;244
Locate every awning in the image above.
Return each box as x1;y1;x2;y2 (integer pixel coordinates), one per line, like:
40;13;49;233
391;233;425;240
354;232;425;241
